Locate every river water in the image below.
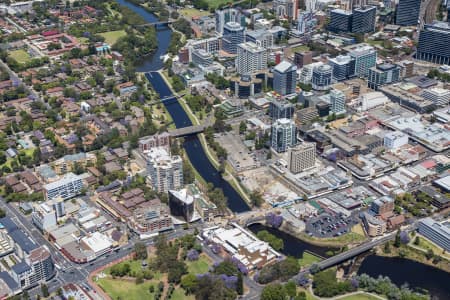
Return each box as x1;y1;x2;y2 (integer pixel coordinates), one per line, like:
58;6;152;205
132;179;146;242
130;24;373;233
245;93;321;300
117;0;250;213
117;0;449;297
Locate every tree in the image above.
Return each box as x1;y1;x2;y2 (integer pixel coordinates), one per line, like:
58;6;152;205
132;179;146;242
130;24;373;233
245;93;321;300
134;242;148;260
384;242;391;254
237;272;244;295
239;121;246;134
285;280;297;297
181;274;198;295
41;284;49;297
0;209;5;218
261;283;286;300
250;191;264;207
394;229;401;248
414;236;420;245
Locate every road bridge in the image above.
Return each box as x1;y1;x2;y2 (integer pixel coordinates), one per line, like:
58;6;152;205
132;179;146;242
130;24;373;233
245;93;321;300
168;114;214;137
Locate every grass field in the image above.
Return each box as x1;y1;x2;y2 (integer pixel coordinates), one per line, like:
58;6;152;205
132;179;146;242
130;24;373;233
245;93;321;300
186;255;211;275
180;8;211;18
291;45;310;53
339;293;383;300
170;288;195;300
298;252;322;267
99;30;127;45
204;0;231;9
8;49;31;63
97;278;156;300
351;224;366;237
297;287;317;300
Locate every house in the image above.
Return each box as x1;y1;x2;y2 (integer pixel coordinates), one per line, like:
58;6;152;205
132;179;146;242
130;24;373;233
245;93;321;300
116;82;138;95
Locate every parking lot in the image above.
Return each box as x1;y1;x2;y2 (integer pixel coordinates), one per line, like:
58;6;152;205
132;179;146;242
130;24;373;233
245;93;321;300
215;132;261;172
305;213;359;238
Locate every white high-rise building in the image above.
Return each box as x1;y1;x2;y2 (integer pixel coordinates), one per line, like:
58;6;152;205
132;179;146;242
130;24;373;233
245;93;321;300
330;89;346;114
384;131;409;149
31;203;57;232
348;44;377;78
289;143;316;174
236;42;268;75
305;0;317;12
146;147;183;193
273;0;299;20
271;118;297;153
43;172;84;201
422;88;450;107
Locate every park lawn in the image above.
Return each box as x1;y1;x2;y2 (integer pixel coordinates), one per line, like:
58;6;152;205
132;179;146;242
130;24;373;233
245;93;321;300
298;252;322;267
412;235;450;260
339;293;383;300
180;8;211;18
99;30;126;45
97;277;156;300
297;287;317;300
8;49;31;64
204;0;231;9
186;255;211;275
170;288;195;300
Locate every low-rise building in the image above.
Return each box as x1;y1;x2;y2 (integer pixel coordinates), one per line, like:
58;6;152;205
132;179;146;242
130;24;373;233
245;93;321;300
418;217;450;252
361;212;386;237
202;223;280;270
43;172;85;201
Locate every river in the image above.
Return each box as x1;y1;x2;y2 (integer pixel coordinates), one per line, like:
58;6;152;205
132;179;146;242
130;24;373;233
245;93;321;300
248;223;336;258
117;0;250;213
117;0;449;297
358;255;450;299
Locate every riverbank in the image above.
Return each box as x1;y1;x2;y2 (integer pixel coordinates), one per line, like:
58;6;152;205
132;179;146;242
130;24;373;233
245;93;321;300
158;69;252;207
372;238;450;273
288;228;367;248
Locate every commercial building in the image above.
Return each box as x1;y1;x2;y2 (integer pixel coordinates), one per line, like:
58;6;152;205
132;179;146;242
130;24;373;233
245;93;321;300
245;29;274;49
312;65;333;91
202;223;280;270
215;8;245;35
168;189;195;223
273;61;297;96
191;49;213;67
418;218;450;252
231;74;264;98
422;88;450;107
269;98;295;120
368;63;401;90
299;62;323;84
79;232;113;258
329;9;353;33
146;147;183;193
128;199;173;239
417;21;450;65
271;118;297;153
139;132;171;153
294;51;312;68
330;89;346;114
395;0;421;26
384;131;409;149
370;196;395;215
43;173;84;201
362;212;387;236
297;107;319;124
348;44;377;78
352;6;376;33
358;91;389;111
328;55;356;81
236;42;267;75
222;22;245;54
31;203;57;232
273;0;299;20
288;143;316;174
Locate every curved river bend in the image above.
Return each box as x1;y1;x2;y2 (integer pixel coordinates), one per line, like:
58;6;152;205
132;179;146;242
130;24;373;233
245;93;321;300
117;0;249;213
